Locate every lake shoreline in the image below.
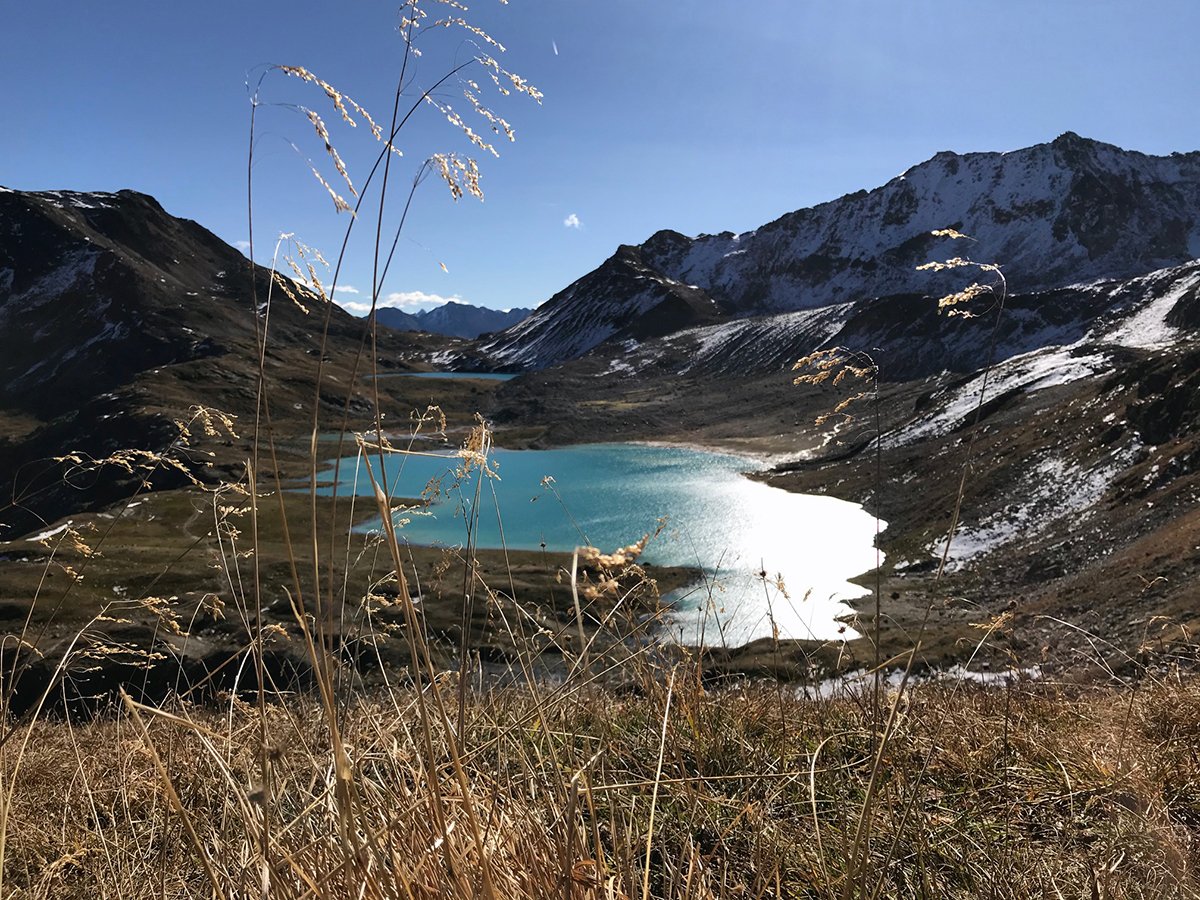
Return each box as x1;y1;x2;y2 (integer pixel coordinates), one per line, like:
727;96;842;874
316;439;882;647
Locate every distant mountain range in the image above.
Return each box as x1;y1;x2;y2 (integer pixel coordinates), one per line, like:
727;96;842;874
481;133;1200;369
373;301;532;339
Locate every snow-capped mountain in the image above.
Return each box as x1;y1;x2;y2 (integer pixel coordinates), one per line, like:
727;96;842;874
373;301;533;339
482;133;1200;369
480;244;724;369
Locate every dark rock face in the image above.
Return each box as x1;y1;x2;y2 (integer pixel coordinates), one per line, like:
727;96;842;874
0;187;426;538
0;634;315;718
479;134;1200;370
0;188;327;412
1126;348;1200;446
1166;277;1200;330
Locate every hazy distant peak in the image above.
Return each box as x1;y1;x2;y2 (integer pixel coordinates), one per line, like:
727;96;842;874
372;302;533;339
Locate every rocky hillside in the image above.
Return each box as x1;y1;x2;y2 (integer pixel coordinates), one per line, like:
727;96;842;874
0;188;358;411
0;187;437;538
481;133;1200;369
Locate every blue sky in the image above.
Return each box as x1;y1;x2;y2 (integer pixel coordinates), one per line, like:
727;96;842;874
6;1;1200;313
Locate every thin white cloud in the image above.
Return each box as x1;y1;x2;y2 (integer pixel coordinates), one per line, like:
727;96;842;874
235;240;251;252
334;285;360;295
563;212;581;229
337;290;462;316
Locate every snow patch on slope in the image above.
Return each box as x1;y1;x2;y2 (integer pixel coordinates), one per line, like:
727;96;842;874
892;344;1110;445
24;520;74;543
664;303;856;375
937;444;1139;571
1101;269;1200;349
32;190;120;211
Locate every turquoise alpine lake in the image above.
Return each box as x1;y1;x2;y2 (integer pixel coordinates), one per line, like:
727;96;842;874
320;442;881;646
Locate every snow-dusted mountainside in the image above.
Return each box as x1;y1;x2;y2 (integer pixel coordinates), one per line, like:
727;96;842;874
884;263;1200;444
482;133;1200;369
374;301;533;339
575;260;1200;383
480;244;724;369
642;133;1200;311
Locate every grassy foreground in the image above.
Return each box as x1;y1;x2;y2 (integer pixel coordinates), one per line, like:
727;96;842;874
2;663;1198;898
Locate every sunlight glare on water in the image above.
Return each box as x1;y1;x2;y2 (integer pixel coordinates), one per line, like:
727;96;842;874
322;443;882;646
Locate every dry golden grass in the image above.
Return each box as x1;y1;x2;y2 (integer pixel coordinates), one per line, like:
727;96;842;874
2;667;1199;898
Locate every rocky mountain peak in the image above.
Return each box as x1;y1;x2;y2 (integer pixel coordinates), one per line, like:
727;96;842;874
480;135;1200;369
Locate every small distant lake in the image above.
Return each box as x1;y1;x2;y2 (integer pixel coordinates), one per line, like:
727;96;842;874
319;443;881;646
368;371;517;382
